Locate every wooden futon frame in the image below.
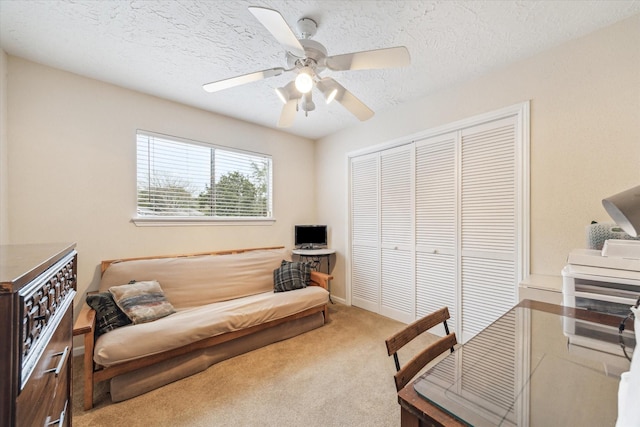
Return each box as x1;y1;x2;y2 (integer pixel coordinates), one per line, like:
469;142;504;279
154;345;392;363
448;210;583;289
73;247;332;409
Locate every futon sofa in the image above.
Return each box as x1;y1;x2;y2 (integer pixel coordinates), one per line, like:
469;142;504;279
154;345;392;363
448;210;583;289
74;246;331;409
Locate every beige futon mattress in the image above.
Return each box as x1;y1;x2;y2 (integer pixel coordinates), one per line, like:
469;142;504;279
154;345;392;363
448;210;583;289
94;285;328;366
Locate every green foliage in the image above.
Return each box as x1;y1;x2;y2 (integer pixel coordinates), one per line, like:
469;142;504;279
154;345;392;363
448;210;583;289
197;169;268;216
138;176;200;216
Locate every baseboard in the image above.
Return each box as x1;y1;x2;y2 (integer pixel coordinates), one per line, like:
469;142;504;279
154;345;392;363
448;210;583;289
330;295;347;305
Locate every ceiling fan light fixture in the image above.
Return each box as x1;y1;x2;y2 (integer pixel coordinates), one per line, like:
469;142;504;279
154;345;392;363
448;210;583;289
317;78;339;104
295;67;314;93
301;92;315;113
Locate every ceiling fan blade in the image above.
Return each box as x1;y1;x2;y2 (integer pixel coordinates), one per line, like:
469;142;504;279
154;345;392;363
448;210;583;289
202;67;285;93
317;78;374;121
248;7;306;58
278;99;298;128
337;90;375;121
325;46;411;71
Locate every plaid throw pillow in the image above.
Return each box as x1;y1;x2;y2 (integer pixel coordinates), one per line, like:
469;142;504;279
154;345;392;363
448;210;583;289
273;260;312;293
86;292;132;336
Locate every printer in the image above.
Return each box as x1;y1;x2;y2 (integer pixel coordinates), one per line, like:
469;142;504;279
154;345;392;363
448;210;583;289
562;242;639;361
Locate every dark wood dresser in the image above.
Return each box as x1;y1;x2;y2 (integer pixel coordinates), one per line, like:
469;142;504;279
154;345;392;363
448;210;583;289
0;243;77;427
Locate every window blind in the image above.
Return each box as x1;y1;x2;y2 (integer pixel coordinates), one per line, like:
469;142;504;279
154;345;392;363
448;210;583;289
136;131;272;219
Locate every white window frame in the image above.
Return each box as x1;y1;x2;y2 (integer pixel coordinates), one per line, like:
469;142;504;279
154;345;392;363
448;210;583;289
132;130;274;226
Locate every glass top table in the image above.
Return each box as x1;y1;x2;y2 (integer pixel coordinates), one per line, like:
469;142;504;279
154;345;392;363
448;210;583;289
412;300;635;427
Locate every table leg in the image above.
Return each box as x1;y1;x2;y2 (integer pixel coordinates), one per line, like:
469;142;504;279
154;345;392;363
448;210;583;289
298;254;334;303
327;255;334;304
401;407;420;427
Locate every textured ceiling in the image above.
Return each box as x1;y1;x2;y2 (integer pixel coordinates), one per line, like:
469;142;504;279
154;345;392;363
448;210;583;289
1;1;639;140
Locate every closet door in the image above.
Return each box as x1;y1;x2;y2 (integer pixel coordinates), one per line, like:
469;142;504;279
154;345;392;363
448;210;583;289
349;104;528;339
350;153;380;312
379;146;415;323
460;116;518;342
415;132;458;335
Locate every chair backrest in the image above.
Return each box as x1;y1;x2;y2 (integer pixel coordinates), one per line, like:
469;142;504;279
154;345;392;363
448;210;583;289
385;307;457;391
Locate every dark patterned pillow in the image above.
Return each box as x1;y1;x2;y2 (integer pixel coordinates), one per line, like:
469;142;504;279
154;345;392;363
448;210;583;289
86;292;132;336
273;260;312;293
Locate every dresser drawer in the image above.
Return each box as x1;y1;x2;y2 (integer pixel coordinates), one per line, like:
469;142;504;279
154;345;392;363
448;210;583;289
47;357;70;427
16;301;72;427
0;243;76;427
20;252;76;387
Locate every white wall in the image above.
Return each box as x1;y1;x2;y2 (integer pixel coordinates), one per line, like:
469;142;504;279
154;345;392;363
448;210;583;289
6;57;317;328
5;14;640;316
0;49;8;244
316;15;640;302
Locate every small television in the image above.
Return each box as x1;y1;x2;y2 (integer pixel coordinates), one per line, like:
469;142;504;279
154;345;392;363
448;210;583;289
295;225;327;249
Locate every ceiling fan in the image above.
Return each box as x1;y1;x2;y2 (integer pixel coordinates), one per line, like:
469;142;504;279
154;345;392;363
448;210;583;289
202;6;411;128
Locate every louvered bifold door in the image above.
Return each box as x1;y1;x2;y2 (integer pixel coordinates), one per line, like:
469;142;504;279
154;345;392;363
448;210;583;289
415;133;458;336
350;153;380;312
379;145;415;323
460;116;518;342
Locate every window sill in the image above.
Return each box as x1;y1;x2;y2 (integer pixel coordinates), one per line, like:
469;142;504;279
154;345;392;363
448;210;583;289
131;217;276;227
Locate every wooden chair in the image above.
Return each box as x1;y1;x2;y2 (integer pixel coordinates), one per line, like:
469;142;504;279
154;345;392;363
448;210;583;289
385;307;457;391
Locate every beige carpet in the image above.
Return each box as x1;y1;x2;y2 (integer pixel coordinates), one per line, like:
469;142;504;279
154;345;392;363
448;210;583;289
72;303;438;427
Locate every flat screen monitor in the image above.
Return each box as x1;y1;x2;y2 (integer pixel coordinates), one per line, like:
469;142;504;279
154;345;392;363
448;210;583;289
295;225;327;249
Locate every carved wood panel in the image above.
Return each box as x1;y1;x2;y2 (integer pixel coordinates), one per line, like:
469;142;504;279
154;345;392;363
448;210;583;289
21;256;77;361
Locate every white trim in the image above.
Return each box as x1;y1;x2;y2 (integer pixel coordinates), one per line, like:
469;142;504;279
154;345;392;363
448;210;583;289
132;217;276;226
135;129;274;224
346;101;530;159
330;295;348;305
345;152;353;306
518;101;531;282
455;129;462;340
137;129;272;158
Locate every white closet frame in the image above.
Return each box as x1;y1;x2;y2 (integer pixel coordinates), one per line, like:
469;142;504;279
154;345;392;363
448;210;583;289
346;101;530;335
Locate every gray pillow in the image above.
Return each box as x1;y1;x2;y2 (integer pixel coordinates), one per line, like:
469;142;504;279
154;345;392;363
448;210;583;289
109;280;176;324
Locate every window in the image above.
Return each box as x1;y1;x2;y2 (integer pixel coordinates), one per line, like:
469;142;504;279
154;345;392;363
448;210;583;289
135;131;272;223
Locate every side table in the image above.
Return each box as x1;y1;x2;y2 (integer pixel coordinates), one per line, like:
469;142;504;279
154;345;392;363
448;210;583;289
292;248;335;303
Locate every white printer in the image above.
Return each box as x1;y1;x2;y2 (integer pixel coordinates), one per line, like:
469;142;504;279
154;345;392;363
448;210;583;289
562;243;639;360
